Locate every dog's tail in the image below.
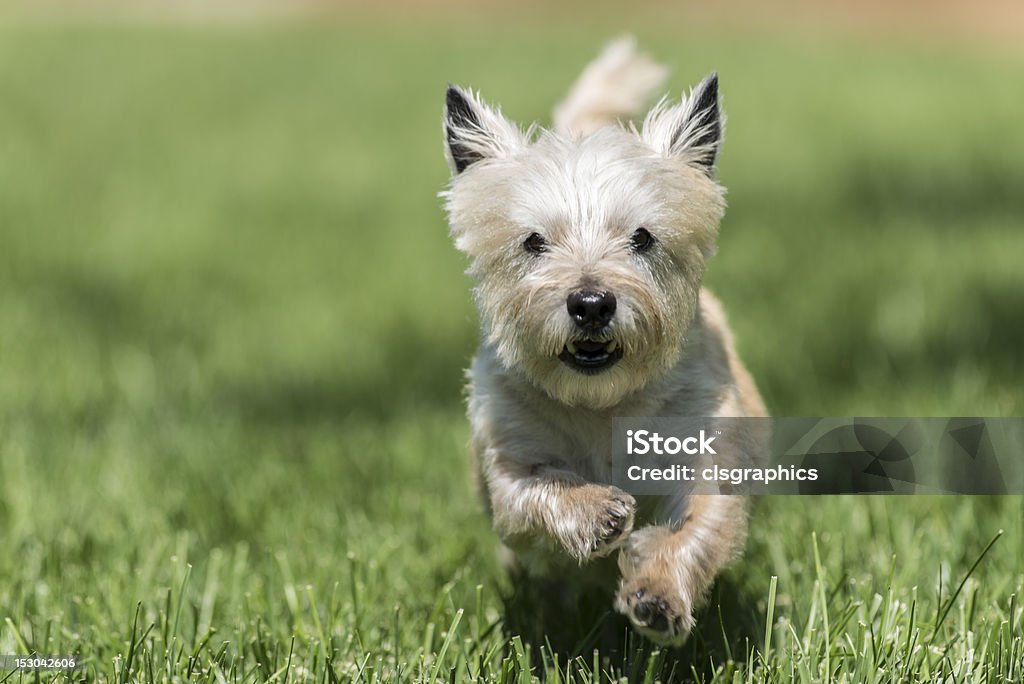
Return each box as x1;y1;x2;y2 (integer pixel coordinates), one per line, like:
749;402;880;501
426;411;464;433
553;36;668;138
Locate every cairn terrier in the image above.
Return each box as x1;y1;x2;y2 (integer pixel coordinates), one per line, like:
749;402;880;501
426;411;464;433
440;38;767;645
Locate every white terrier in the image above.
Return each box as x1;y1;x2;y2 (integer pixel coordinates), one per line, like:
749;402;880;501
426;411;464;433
441;38;767;645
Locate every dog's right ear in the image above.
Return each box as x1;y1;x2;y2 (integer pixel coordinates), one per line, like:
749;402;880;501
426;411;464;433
444;85;523;174
641;72;723;174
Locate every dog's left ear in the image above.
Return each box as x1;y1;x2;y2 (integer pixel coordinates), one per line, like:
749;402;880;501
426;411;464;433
641;72;722;173
444;85;524;174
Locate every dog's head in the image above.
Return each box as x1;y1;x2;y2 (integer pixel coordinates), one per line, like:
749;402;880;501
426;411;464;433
441;74;725;409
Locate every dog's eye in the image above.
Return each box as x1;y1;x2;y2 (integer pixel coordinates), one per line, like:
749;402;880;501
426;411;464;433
630;228;655;252
523;232;548;254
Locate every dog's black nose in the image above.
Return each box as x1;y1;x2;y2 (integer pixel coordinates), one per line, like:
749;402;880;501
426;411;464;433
567;290;616;330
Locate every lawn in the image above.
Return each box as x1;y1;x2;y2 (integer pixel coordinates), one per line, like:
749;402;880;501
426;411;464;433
0;13;1022;683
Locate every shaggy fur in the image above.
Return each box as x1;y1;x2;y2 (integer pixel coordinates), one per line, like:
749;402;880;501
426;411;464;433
441;38;767;645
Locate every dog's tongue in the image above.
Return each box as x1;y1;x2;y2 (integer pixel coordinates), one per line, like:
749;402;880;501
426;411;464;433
576;340;607;354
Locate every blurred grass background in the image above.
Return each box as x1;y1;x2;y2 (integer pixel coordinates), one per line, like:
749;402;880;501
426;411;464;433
0;3;1022;681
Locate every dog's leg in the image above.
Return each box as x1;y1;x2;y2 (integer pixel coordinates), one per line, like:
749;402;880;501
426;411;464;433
483;453;637;564
614;495;747;645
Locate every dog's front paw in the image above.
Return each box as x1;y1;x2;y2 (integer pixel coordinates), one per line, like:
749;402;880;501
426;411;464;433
615;575;694;646
590;489;635;554
614;528;695;645
553;485;635;562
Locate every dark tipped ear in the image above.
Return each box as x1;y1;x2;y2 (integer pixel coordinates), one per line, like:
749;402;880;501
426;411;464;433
676;72;720;169
443;85;523;174
642;71;724;173
445;86;482;173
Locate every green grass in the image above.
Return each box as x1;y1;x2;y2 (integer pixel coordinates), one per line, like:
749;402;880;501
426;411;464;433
1;16;1022;683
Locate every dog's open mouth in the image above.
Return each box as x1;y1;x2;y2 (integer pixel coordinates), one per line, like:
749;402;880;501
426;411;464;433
558;339;623;375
